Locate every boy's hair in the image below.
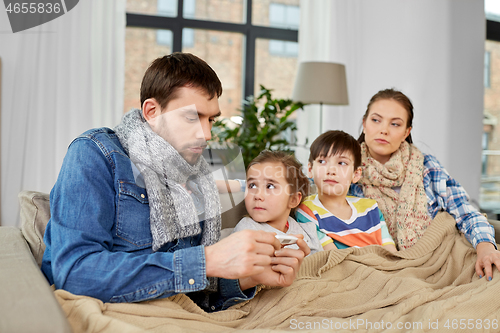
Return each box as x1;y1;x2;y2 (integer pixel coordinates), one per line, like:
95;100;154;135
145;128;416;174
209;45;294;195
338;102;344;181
308;130;362;169
248;150;310;205
140;52;223;110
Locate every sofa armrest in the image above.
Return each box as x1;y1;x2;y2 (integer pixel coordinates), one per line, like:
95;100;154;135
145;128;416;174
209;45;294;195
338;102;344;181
0;227;71;333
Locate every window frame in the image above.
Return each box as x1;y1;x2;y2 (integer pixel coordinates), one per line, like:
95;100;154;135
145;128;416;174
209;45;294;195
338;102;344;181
487;19;500;42
126;0;299;100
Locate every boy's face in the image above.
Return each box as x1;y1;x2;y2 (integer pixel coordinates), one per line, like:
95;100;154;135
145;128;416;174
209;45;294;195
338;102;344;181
308;148;362;198
245;162;301;229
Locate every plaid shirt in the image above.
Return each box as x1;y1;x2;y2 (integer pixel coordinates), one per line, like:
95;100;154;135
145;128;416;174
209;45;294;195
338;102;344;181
350;154;496;249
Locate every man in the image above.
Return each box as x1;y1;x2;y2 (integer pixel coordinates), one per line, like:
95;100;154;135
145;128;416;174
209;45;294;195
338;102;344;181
41;53;309;312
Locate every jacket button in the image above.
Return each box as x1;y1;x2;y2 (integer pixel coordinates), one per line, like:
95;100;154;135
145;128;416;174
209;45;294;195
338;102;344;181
141;194;145;198
189;279;195;285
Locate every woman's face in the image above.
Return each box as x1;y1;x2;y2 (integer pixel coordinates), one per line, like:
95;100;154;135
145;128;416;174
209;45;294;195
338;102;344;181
362;99;412;164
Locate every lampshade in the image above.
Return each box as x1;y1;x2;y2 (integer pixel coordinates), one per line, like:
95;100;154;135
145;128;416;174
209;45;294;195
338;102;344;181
292;62;348;105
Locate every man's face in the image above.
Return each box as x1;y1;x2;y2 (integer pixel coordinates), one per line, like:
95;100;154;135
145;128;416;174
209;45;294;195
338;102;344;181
145;86;221;165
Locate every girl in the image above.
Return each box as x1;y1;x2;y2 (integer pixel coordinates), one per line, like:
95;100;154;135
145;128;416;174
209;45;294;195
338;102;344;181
233;150;322;254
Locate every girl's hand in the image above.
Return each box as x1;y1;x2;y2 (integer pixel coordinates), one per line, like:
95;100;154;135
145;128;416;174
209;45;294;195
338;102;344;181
215;179;242;193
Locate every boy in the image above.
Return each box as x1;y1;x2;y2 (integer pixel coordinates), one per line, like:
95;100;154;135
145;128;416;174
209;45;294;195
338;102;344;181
295;130;397;252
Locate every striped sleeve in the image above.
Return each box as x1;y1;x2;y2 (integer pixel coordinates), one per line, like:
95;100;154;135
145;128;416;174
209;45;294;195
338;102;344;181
378;209;395;246
295;204;333;247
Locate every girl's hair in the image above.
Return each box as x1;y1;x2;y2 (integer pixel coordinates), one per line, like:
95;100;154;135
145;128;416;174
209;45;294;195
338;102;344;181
308;130;361;169
247;150;310;207
358;88;414;144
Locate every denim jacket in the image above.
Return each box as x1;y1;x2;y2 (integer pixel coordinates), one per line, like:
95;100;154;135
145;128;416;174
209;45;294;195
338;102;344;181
41;128;254;311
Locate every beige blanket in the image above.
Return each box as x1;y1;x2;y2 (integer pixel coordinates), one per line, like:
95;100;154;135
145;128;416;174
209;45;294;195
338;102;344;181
55;212;500;332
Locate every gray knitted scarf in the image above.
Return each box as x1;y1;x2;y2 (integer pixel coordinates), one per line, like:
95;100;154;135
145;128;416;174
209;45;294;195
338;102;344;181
114;109;221;252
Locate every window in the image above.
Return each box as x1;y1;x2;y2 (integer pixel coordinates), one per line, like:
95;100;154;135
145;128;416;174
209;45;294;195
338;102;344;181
485;51;491;88
268;3;299;29
125;0;299;117
157;0;177;17
486;0;500;23
124;27;173;113
255;38;298;98
481;1;500;216
481;38;500;217
268;39;298;57
156;29;173;46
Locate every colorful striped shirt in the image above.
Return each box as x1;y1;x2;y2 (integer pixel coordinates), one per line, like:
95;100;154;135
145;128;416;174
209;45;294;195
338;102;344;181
349;153;496;249
295;194;395;249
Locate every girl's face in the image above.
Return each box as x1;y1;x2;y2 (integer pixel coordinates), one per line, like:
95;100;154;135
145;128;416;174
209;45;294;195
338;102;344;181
362;99;412;164
245;162;301;230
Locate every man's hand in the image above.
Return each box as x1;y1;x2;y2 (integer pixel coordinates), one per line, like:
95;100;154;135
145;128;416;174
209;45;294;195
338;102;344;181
475;241;500;280
205;230;280;280
238;234;310;290
205;231;310;291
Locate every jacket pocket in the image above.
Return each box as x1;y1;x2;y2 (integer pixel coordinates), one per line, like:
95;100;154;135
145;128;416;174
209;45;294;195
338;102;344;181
116;181;152;248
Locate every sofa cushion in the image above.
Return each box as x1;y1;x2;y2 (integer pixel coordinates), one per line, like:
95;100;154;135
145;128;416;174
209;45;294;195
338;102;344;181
18;190;248;266
18;191;50;267
220;192;247;229
0;227;72;333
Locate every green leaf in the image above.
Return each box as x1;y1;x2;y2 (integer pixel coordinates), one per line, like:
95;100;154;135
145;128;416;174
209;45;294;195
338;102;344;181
213;84;302;167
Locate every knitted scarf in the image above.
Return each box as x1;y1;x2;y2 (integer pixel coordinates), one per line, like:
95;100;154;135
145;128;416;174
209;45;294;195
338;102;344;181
114;109;221;252
358;141;431;249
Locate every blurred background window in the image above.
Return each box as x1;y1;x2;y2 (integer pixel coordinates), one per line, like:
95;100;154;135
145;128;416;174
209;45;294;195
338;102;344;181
481;0;500;217
125;0;300;118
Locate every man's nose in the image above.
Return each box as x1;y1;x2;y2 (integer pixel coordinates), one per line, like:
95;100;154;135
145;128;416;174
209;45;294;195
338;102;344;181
196;120;212;141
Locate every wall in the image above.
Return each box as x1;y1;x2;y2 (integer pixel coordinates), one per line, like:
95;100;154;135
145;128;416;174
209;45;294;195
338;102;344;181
296;0;485;203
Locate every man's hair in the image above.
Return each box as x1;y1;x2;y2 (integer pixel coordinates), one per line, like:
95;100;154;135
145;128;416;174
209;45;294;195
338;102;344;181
358;88;414;144
140;52;223;110
308;130;362;169
248;150;310;207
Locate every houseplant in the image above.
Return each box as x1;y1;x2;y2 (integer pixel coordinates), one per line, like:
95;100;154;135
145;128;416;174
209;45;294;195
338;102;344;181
211;85;305;168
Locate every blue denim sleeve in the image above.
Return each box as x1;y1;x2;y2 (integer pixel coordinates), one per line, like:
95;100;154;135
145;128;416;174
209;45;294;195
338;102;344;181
43;137;210;303
211;279;256;311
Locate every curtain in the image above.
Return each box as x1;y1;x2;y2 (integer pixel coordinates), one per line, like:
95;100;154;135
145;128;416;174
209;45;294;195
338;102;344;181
295;0;484;202
1;0;126;226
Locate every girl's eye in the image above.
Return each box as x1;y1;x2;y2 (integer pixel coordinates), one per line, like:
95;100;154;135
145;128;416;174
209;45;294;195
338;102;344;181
371;118;380;123
339;161;347;166
248;183;256;189
266;183;276;189
318;159;326;164
392;123;401;127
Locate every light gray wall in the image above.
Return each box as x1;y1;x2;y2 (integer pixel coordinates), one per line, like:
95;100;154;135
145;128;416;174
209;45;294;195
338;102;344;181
296;0;485;203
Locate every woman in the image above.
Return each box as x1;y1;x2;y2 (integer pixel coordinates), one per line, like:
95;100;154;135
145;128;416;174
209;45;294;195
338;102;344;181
350;88;500;280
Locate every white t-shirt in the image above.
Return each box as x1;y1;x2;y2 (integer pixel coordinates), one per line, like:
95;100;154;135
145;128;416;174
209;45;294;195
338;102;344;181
233;216;323;254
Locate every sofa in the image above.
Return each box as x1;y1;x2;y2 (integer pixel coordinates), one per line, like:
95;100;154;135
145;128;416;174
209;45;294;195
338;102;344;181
3;190;500;333
0;190;247;333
